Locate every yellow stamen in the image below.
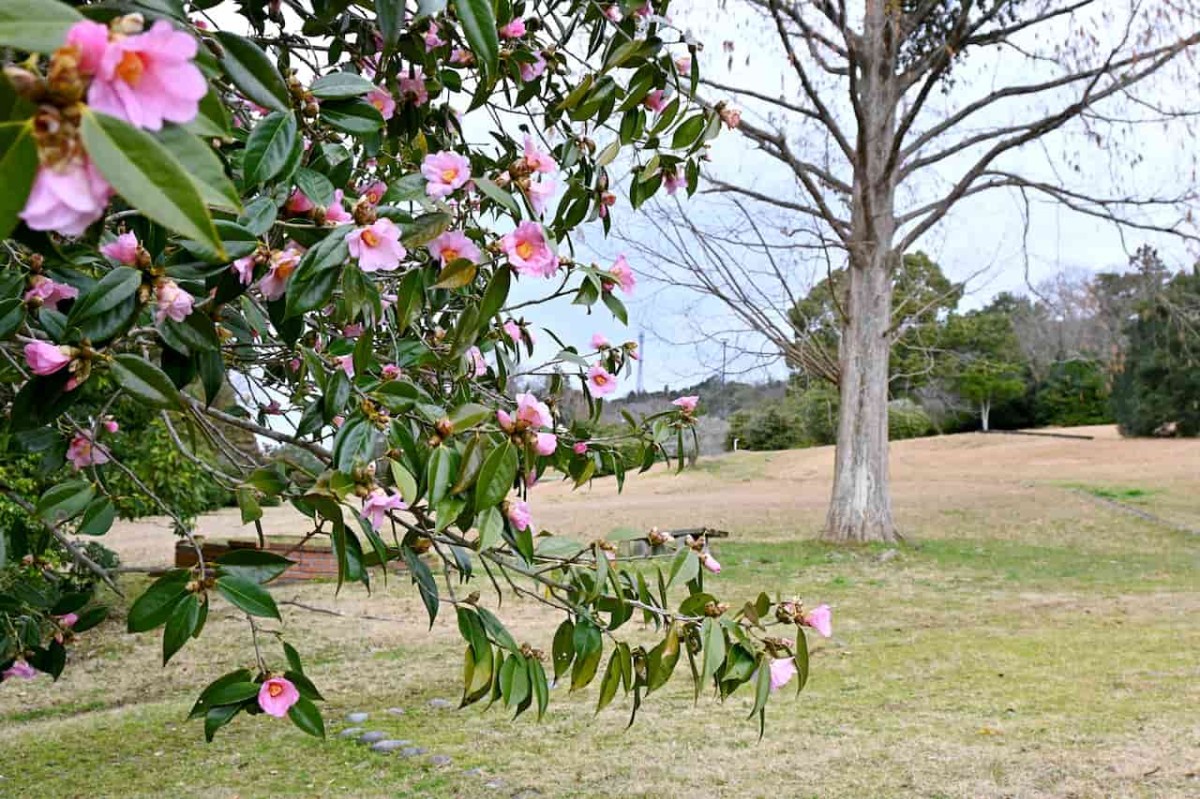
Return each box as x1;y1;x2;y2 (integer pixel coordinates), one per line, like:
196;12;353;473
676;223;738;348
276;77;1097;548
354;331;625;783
361;229;379;247
268;683;284;698
441;247;459;262
115;51;145;86
440;168;458;183
515;241;534;260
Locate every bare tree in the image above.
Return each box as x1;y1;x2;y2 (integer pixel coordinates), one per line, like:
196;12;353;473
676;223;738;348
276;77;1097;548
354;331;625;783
665;0;1200;542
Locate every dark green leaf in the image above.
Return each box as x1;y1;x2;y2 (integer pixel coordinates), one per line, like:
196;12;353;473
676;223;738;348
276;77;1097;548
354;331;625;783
216;549;293;584
293;167;335;207
309;71;375;100
163;593;202;664
0;121;38;240
111;354;185;410
213;31;290;113
474;441;517;511
155;124;240;211
453;0;500;76
36;480;93;526
320;99;384;136
0;0;82;53
215;575;280;620
76;497;116;536
288;696;325;737
127;570;190;632
243;111;298;185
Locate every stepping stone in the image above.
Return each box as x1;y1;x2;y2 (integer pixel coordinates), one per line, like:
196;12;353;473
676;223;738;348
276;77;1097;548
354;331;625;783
400;746;427;758
346;711;369;723
427;698;453;709
463;767;486;777
386;707;406;716
428;754;452;767
337;727;364;739
484;780;505;789
358;731;387;744
370;739;411;753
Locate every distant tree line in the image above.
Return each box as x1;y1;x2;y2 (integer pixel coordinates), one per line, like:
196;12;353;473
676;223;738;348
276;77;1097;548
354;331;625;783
727;247;1199;450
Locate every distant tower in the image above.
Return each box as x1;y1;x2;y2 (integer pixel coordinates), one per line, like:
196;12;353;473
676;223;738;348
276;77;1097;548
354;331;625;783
636;332;645;395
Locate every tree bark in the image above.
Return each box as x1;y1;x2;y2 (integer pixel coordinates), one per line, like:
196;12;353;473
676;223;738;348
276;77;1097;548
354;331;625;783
981;400;991;432
824;0;901;543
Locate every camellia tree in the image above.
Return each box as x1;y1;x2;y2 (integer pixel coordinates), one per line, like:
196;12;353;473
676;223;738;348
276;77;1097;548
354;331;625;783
0;0;830;740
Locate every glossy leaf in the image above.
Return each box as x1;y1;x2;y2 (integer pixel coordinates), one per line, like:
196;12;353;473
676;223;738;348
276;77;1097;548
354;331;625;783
213;31;290;112
215;575;281;620
0;0;82;53
111;354;186;410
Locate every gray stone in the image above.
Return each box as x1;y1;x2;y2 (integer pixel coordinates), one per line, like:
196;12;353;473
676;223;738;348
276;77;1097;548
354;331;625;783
463;767;487;777
337;727;364;739
358;731;387;744
511;790;542;799
876;548;900;563
427;698;453;709
386;707;406;716
428;754;453;767
400;746;427;758
346;711;369;723
370;739;412;753
484;780;505;789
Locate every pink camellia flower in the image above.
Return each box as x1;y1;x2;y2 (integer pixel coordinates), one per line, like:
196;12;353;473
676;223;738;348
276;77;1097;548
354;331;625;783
100;232;140;264
399;71;428;107
66;20;110;75
428;230;482;266
802;604;833;638
598;191;616;219
347;218;406;272
20;157;112;236
768;657;798;692
67;432;109;470
2;659;37;681
643;89;667;113
499;18;527;38
324;190;352;224
450;48;474;66
523;136;558;174
672;395;699;413
24;341;72;375
24;276;79;309
587;364;617;397
56;612;79;628
361;487;407;530
367;85;396;120
608;254;636;295
332;414;345;427
633;1;654;17
259;247;301;301
535;432;557;456
664;169;686;195
422;151;471;199
700;551;721;574
496;409;514;431
603;4;623;22
257;676;300;718
591;333;610;349
88;20;207;131
505;498;533;531
720;106;742;129
515;392;553;429
503;320;523;342
360;180;387;205
467;346;487;377
424;27;445;51
519;52;546;82
336;354;354;377
103;419;120;434
231;254;256;285
526;179;556;215
285;188;314;215
573;442;589;455
155;279;194;324
381;363;401;380
500;221;558;278
343;323;364;338
675;54;692;75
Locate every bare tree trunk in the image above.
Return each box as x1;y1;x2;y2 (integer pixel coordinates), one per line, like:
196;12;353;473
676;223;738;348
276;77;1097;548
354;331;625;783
824;0;900;544
825;250;898;543
981;400;991;432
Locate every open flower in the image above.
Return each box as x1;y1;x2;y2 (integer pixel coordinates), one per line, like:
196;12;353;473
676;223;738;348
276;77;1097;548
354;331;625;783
399;71;428;106
424;27;446;51
664;169;686;195
643;89;667;113
720;106;742;129
231;255;256;285
2;659;37;681
359;180;387;205
672;395;699;413
100;232;140;265
503;320;523;342
257;676;300;718
24;341;71;375
428;230;481;266
347;218;406;272
285;188;314;215
467;346;487;376
499;18;527;38
361;487;407;530
587;364;617;397
801;604;832;638
519;52;546;82
381;363;401;379
422;151;471;199
515;392;553;428
505;498;532;531
768;657;798;692
88;20;207;131
523;136;558;174
155;279;194;324
66;20;110;75
500;221;558;278
24;276;78;309
535;432;558;456
336;354;354;377
591;333;610;349
259;246;302;301
526;178;556;215
67;432;110;469
451;48;474;65
675;54;692;75
367;85;396;120
608;254;636;295
324;190;353;224
20;156;112;236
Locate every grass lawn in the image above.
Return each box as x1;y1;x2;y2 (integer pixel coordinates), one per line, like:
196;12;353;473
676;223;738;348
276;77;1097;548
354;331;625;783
2;428;1198;798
